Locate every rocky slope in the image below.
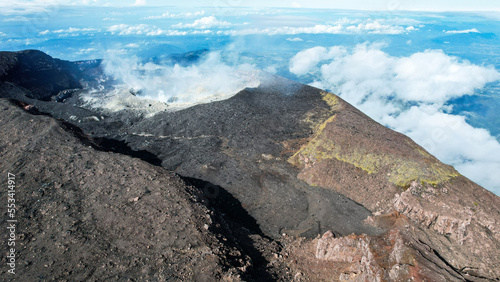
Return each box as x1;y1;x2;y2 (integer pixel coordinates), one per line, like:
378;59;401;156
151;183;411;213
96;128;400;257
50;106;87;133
1;50;499;280
0;50;101;101
0;99;298;280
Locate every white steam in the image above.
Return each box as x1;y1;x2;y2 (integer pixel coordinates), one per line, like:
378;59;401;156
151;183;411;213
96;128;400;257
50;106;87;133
290;43;500;194
99;51;260;110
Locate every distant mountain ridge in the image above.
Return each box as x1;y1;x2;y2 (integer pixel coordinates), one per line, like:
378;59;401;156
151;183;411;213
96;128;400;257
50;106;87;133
1;50;499;281
0;50;103;100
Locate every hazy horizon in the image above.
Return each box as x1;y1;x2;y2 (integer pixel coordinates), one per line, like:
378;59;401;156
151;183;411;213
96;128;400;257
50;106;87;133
2;0;500;12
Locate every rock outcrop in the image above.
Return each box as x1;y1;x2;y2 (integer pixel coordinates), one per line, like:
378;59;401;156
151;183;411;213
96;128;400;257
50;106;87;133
284;92;500;280
286;213;468;281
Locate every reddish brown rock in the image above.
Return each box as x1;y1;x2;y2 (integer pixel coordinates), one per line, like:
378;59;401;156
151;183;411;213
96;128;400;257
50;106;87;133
287;92;500;280
285;213;473;281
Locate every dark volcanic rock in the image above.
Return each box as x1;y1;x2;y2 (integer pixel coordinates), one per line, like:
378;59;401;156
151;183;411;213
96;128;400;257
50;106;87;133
106;82;499;280
0;99;232;280
0;99;295;281
0;50;101;100
1;50;499;281
81;80;382;239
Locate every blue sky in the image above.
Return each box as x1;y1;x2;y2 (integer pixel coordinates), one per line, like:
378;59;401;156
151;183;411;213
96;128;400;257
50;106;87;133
1;0;500;12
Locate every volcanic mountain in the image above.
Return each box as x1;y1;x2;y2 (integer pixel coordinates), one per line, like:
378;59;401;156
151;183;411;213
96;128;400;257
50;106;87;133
1;50;499;281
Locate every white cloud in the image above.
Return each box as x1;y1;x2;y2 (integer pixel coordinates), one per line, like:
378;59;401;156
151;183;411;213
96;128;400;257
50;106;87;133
0;31;6;36
225;24;344;36
53;27;98;33
224;18;416;36
109;24;146;35
145;10;205;19
230;9;278;16
5;36;47;46
291;2;302;8
37;27;99;36
125;43;140;48
108;24;187;36
0;0;58;15
2;16;30;21
77;0;97;4
296;44;500;105
286;37;303;42
346;19;416;34
382;17;422;25
392;50;499;103
445;28;480;34
173;16;232;29
133;0;146;6
76;47;97;54
191;29;213;35
38;27;100;36
264;65;278;73
289;46;329;75
290;43;500;194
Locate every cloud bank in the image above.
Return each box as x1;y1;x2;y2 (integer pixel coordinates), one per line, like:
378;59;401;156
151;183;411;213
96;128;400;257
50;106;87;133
172;16;232;29
39;27;98;36
290;43;500;194
0;0;58;15
107;24;187;36
145;10;205;19
105;17;418;37
445;28;480;34
133;0;146;6
225;18;417;36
